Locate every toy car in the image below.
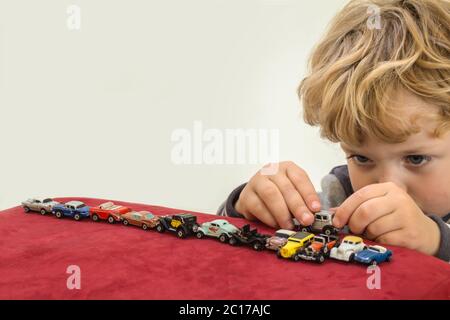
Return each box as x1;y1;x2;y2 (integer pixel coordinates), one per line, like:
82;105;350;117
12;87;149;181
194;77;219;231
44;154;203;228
354;245;393;265
156;213;199;238
52;201;90;221
293;234;339;263
22;198;60;215
295;210;340;235
329;235;367;262
193;219;239;242
90;201;131;223
228;224;269;251
277;231;315;259
265;229;296;251
121;211;160;230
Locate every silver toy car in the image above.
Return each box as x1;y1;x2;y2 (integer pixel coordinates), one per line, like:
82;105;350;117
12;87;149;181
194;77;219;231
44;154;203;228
22;198;60;215
295;210;340;235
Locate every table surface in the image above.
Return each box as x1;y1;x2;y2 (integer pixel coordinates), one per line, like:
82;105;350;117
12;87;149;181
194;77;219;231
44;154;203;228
0;197;449;299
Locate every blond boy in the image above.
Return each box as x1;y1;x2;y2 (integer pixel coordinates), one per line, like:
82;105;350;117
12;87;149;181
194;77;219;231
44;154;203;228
218;0;450;261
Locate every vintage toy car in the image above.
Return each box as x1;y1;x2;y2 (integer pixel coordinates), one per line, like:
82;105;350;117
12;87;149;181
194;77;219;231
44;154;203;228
354;245;393;265
265;229;296;251
90;201;132;223
121;211;160;230
277;231;315;259
193;219;239;242
293;234;339;263
52;201;90;221
330;235;367;262
228;224;269;251
22;198;60;215
156;213;199;238
295;210;340;235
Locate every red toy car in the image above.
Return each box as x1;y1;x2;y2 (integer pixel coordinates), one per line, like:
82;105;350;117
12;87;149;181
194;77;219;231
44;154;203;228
90;201;131;224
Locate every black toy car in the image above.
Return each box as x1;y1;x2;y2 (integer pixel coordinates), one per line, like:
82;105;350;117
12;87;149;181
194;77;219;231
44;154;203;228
228;224;269;251
155;213;199;238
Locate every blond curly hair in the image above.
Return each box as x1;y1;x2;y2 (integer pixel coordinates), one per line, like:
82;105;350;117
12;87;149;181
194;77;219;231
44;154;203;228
298;0;450;146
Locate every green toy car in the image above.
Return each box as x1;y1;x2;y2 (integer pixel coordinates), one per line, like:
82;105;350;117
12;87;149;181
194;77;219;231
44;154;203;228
193;219;239;243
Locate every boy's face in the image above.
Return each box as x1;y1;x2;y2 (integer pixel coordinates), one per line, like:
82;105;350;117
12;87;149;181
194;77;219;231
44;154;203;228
340;90;450;217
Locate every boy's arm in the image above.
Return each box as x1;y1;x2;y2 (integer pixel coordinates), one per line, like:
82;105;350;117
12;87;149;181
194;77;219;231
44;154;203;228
428;215;450;262
217;183;246;218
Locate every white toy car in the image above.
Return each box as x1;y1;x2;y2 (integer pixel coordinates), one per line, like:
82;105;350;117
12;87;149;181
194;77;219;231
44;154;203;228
329;235;367;262
22;198;60;215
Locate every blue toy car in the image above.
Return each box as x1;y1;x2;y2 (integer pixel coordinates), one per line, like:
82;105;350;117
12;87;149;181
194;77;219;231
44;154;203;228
52;201;90;221
354;245;393;265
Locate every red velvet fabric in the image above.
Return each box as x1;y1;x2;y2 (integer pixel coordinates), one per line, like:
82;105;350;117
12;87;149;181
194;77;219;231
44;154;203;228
0;197;449;300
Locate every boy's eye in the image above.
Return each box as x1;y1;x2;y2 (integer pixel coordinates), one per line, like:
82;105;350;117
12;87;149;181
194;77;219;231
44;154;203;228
347;155;371;165
405;155;431;166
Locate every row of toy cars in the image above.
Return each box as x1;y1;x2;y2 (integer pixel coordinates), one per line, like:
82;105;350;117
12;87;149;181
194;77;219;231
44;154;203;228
21;198;393;266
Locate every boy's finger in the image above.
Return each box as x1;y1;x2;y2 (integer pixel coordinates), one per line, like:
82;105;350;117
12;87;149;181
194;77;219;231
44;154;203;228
347;195;395;234
242;191;278;228
333;183;389;228
254;179;293;229
286;165;321;214
363;212;402;240
269;174;312;226
375;228;404;247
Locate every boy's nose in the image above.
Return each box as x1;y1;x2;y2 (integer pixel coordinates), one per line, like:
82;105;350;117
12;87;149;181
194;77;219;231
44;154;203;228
376;172;408;192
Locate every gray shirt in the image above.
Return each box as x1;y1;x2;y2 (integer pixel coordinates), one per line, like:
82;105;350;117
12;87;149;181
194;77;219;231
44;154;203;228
217;165;450;262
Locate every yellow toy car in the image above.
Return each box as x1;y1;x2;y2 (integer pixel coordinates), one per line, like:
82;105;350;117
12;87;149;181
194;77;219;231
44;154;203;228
277;231;315;259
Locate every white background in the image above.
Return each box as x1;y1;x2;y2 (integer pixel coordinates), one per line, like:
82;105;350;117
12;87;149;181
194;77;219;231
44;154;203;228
0;0;348;213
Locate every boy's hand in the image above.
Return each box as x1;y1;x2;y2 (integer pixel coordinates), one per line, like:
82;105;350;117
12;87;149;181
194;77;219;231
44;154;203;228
333;182;441;256
235;161;321;229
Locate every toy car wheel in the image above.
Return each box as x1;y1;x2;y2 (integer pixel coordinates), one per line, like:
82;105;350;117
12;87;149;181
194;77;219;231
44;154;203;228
123;219;129;226
142;223;148;230
276;250;282;258
349;253;355;262
156;224;165;233
317;254;325;263
55;211;63;219
196;232;204;239
176;228;186;238
229;237;237;246
219;234;228;243
74;214;81;221
370;260;377;266
92;214;99;222
23;206;30;213
323;226;335;235
301;226;311;233
386;255;391;262
107;216;115;224
252;242;263;251
322;247;329;254
40;209;47;215
293;254;301;262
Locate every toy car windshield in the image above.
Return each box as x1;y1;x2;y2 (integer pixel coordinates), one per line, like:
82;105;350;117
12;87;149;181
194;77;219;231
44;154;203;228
274;232;291;238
